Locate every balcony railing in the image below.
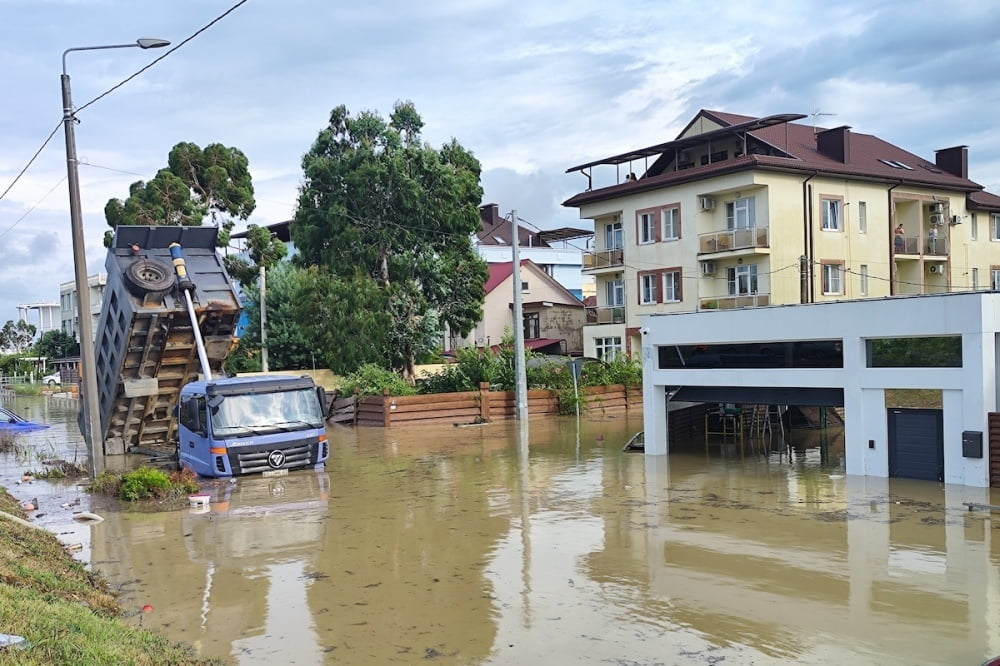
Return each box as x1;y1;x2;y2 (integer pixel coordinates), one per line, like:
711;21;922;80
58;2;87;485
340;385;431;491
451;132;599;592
585;306;625;325
699;226;769;254
893;235;948;257
583;248;624;270
700;293;770;310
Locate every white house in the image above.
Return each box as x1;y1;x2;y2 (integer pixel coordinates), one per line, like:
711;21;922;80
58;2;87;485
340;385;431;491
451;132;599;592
641;291;1000;487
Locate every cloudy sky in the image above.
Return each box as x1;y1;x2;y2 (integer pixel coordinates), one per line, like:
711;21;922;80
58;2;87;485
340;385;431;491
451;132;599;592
2;0;999;328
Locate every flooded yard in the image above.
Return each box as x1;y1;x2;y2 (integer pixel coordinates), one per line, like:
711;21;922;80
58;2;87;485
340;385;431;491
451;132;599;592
2;394;1000;664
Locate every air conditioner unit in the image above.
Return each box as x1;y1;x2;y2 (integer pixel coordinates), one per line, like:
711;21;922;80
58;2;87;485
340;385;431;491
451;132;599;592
930;203;944;213
699;197;716;211
950;215;962;225
928;264;943;274
930;214;943;225
701;261;716;275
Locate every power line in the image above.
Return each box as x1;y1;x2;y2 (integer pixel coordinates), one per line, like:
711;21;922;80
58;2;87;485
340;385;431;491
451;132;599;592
0;122;62;205
76;0;253;114
0;177;67;241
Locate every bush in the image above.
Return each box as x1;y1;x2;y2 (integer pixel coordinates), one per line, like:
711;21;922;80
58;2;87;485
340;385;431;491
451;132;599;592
418;365;475;394
340;363;416;397
119;467;172;502
169;468;200;495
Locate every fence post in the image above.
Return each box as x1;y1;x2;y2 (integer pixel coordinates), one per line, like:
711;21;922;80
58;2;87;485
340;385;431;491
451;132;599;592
624;384;630;411
353;387;360;425
382;388;391;428
479;382;491;422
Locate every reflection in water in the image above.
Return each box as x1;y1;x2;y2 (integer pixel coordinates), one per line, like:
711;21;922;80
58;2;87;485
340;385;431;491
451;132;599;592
3;396;1000;664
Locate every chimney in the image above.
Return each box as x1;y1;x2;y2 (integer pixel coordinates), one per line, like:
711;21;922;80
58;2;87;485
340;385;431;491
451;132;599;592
479;203;500;227
934;146;968;179
815;126;852;163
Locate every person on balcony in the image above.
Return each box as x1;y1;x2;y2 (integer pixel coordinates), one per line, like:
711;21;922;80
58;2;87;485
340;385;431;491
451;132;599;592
894;224;905;253
928;225;939;254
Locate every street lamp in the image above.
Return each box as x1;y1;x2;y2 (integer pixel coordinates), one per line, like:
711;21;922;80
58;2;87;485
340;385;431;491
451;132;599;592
62;37;170;477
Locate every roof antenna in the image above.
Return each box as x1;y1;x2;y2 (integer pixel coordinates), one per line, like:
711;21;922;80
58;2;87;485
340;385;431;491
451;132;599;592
811;106;837;134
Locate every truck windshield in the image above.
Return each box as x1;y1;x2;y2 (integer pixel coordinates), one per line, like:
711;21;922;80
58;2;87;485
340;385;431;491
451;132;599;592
211;388;324;437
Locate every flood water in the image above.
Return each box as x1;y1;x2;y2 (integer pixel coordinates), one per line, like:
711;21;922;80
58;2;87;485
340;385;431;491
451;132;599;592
3;394;1000;665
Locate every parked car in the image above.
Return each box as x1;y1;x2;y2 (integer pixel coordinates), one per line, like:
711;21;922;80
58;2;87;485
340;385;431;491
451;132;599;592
41;372;61;387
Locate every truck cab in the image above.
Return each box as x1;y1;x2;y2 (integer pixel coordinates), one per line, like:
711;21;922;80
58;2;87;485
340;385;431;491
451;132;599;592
177;375;329;477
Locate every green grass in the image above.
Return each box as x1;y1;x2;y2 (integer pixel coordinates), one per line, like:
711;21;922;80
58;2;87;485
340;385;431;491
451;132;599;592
0;488;219;665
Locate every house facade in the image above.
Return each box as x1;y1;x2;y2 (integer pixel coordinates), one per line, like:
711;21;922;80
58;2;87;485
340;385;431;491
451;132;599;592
59;273;106;342
458;259;584;356
564;110;1000;360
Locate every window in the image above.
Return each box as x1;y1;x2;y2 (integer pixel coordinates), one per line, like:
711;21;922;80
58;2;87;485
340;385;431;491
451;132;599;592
860;264;869;296
992;268;1000;291
523;312;540;340
521;281;529;292
971;213;978;241
638;212;656;244
821;198;842;231
639;273;658;304
858;201;867;233
726;265;758;295
663;270;681;302
606;279;625;307
866;337;961;368
822;263;843;295
595;337;622;361
662;207;680;240
605;221;623;249
992;215;1000;242
972;267;979;290
726;197;756;230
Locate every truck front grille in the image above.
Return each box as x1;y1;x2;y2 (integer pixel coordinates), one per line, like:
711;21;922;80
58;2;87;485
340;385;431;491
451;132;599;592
228;439;317;476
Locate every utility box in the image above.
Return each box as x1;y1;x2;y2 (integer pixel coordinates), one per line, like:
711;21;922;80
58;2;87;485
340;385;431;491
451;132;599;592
962;430;983;459
92;226;242;455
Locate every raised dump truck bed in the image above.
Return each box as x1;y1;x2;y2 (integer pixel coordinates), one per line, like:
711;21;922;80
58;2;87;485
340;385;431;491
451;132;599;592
93;226;241;455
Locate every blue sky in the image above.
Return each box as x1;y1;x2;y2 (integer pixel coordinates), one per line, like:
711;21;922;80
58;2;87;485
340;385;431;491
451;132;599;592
2;0;999;326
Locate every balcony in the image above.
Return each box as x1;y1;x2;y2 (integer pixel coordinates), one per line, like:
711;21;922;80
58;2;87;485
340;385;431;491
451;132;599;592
699;227;769;255
585;306;625;325
583;248;624;271
700;293;771;310
893;235;948;258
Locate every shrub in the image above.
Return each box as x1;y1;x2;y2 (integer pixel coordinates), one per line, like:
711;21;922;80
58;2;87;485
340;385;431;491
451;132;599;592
418;365;475;394
168;468;200;495
340;363;416;397
119;467;172;502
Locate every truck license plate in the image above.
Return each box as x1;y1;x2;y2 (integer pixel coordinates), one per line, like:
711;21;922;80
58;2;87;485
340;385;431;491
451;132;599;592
262;469;289;478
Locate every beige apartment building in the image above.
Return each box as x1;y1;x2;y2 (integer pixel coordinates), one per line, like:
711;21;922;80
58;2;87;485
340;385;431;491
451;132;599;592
564;110;1000;360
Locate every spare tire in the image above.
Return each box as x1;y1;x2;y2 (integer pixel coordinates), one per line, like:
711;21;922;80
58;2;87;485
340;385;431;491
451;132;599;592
124;258;175;297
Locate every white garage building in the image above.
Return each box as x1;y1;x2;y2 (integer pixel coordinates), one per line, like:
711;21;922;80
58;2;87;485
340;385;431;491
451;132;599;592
641;292;1000;487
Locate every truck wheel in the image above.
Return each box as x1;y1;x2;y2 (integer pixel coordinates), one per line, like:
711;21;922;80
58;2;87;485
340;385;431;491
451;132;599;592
124;258;175;297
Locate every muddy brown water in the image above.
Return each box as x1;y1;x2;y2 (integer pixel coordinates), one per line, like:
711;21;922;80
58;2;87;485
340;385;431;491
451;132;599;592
3;394;1000;664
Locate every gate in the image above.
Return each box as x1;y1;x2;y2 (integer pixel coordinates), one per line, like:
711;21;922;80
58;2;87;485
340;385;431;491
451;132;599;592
989;413;1000;487
887;408;943;481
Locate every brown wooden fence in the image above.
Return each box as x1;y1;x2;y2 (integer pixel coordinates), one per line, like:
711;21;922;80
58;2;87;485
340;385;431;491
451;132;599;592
989;412;1000;487
334;383;642;428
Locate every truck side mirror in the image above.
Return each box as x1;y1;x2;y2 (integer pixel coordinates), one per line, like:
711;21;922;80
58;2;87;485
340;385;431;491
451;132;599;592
316;387;327;415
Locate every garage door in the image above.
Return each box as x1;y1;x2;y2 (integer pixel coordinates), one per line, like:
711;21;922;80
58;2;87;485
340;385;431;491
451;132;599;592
888;408;943;481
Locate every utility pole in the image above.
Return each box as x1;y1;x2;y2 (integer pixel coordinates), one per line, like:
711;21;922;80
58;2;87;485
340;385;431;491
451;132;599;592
259;265;269;372
511;209;528;421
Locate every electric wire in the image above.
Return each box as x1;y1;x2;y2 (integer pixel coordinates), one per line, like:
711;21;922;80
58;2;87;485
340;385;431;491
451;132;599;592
0;123;62;205
0;177;68;241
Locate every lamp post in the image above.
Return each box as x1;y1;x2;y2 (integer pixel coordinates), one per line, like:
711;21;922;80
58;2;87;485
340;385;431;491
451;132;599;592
62;38;170;477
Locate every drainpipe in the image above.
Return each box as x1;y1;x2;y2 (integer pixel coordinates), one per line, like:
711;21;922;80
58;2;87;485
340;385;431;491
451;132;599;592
801;172;818;303
887;181;902;295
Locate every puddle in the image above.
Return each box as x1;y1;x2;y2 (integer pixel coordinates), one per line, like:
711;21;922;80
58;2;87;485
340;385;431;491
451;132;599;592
3;395;1000;664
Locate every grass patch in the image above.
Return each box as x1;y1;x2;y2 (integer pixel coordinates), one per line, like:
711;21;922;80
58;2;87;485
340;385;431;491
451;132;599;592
0;488;218;665
89;467;200;506
23;459;87;480
10;384;42;397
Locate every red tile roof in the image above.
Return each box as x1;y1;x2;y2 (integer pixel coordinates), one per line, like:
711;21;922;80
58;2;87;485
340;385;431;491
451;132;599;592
564;110;990;208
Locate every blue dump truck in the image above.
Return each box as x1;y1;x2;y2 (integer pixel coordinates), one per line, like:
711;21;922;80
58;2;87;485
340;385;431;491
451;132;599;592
93;225;329;477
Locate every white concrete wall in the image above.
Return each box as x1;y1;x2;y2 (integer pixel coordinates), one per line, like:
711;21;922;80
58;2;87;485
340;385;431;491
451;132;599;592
641;292;1000;487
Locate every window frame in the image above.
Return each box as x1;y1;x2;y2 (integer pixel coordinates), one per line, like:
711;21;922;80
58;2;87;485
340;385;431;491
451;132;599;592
821;196;844;232
606;278;625;307
991;266;1000;291
858;201;867;234
635;203;681;244
605;221;624;249
523;312;540;340
594;336;623;362
726;196;756;230
726;264;758;295
822;261;845;295
663;270;681;302
661;206;680;241
859;264;869;296
637;211;657;245
638;272;659;304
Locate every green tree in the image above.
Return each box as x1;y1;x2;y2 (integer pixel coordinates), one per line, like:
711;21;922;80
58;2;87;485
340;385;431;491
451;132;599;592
225;263;315;374
223;224;288;289
33;329;79;359
0;320;36;353
291;101;488;379
104;141;255;247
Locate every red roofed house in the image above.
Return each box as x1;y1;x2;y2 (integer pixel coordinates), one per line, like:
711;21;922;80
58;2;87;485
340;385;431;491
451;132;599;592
456;259;584;355
563;109;1000;360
